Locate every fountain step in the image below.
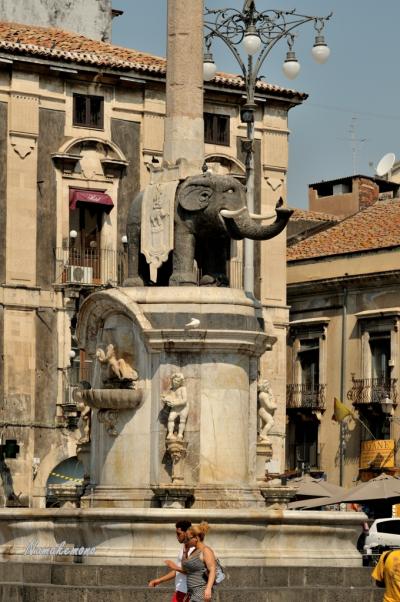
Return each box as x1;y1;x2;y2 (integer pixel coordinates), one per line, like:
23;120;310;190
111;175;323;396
0;582;382;602
0;564;380;601
0;563;377;586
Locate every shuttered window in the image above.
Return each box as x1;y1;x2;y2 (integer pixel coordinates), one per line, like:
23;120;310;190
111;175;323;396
73;94;104;129
204;113;230;146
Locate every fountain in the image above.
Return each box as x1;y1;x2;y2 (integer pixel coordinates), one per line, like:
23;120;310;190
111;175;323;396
0;0;364;576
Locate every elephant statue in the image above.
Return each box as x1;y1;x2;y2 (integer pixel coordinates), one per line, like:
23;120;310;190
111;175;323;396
124;173;293;287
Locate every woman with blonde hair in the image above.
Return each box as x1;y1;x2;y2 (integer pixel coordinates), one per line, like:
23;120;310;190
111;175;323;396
165;521;216;601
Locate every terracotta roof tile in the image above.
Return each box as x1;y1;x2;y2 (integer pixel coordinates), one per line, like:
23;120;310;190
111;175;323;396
287;199;400;261
0;21;306;99
290;208;342;223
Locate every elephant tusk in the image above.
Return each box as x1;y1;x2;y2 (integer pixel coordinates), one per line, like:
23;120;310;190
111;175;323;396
220;206;247;218
249;211;277;220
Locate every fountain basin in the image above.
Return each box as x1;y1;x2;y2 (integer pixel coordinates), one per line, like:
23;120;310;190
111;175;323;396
79;388;143;410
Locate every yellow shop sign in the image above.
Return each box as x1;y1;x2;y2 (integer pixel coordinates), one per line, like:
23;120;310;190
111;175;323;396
360;439;395;469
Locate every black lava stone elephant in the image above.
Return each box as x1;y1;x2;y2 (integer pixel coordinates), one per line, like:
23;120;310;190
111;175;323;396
124;173;293;287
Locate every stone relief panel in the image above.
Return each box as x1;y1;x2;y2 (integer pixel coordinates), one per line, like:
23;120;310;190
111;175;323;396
140;180;178;283
10;133;36;159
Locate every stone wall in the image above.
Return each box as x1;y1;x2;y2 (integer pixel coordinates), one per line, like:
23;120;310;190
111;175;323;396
0;102;6;284
0;563;380;601
36;109;65;289
111;119;141;247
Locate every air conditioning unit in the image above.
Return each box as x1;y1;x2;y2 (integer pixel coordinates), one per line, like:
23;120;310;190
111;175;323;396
65;265;93;284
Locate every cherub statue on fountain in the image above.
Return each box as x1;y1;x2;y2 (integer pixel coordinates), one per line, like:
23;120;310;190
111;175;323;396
162;373;188;440
257;379;277;443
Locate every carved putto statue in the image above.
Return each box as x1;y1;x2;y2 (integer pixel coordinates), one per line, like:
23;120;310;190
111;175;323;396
161;373;188;440
73;384;92;444
76;398;91;444
257;379;277;443
96;344;138;389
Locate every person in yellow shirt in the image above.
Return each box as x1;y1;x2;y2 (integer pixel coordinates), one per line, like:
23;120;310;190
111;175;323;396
372;549;400;601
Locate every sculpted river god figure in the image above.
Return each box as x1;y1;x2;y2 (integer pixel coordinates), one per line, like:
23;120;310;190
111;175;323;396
125;173;293;287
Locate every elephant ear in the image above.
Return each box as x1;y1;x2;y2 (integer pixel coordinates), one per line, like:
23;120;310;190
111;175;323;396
179;184;213;212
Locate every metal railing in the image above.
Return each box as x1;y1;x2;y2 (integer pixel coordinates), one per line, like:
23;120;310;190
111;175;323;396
56;248;244;288
55;247;128;287
347;376;398;406
286;383;326;410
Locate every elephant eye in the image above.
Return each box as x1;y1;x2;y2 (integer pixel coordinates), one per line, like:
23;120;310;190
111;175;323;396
226;189;234;194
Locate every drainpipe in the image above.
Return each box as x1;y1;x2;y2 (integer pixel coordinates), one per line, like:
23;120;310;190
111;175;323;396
339;287;348;487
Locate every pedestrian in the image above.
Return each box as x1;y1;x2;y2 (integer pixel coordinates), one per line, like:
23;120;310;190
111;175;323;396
148;519;193;602
165;521;216;602
371;548;400;601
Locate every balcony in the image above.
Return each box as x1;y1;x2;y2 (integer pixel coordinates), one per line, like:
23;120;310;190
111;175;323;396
347;376;398;407
286;384;326;411
55;247;127;287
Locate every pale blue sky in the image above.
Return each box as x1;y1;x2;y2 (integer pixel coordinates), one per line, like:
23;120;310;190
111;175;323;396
112;1;400;209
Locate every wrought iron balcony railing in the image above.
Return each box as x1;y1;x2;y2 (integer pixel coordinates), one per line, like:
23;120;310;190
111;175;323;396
347;376;398;406
286;383;326;411
55;247;127;287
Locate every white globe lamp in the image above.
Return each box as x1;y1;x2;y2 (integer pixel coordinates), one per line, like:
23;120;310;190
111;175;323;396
203;53;217;81
243;26;261;56
282;52;300;80
311;35;330;64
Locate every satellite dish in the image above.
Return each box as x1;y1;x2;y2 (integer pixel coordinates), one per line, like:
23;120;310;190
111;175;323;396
376;152;396;177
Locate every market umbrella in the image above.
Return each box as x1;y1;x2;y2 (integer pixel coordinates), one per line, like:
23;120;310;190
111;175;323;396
289;473;346;499
288;474;400;509
339;474;400;503
287;496;341;510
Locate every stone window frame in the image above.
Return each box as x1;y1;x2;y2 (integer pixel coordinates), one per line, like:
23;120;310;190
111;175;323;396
354;308;400;383
288;317;330;388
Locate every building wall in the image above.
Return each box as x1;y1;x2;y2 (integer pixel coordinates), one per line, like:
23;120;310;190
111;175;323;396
37;108;66;288
309;177;380;217
0;0;113;41
0;102;7;283
287;250;400;486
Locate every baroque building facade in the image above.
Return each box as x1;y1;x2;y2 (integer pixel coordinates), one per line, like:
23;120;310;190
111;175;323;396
287;176;400;487
0;20;302;506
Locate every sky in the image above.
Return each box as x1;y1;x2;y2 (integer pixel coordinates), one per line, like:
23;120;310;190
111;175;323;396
111;1;400;209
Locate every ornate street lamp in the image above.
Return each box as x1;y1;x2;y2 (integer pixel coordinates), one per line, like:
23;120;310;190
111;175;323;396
203;1;332;294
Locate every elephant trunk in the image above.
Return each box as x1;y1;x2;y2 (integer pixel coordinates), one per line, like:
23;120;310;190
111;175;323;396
222;201;293;241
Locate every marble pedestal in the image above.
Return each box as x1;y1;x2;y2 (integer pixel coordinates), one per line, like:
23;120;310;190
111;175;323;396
77;287;276;508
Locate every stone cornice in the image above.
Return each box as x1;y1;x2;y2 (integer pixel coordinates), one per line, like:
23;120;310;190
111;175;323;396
288;270;400;297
